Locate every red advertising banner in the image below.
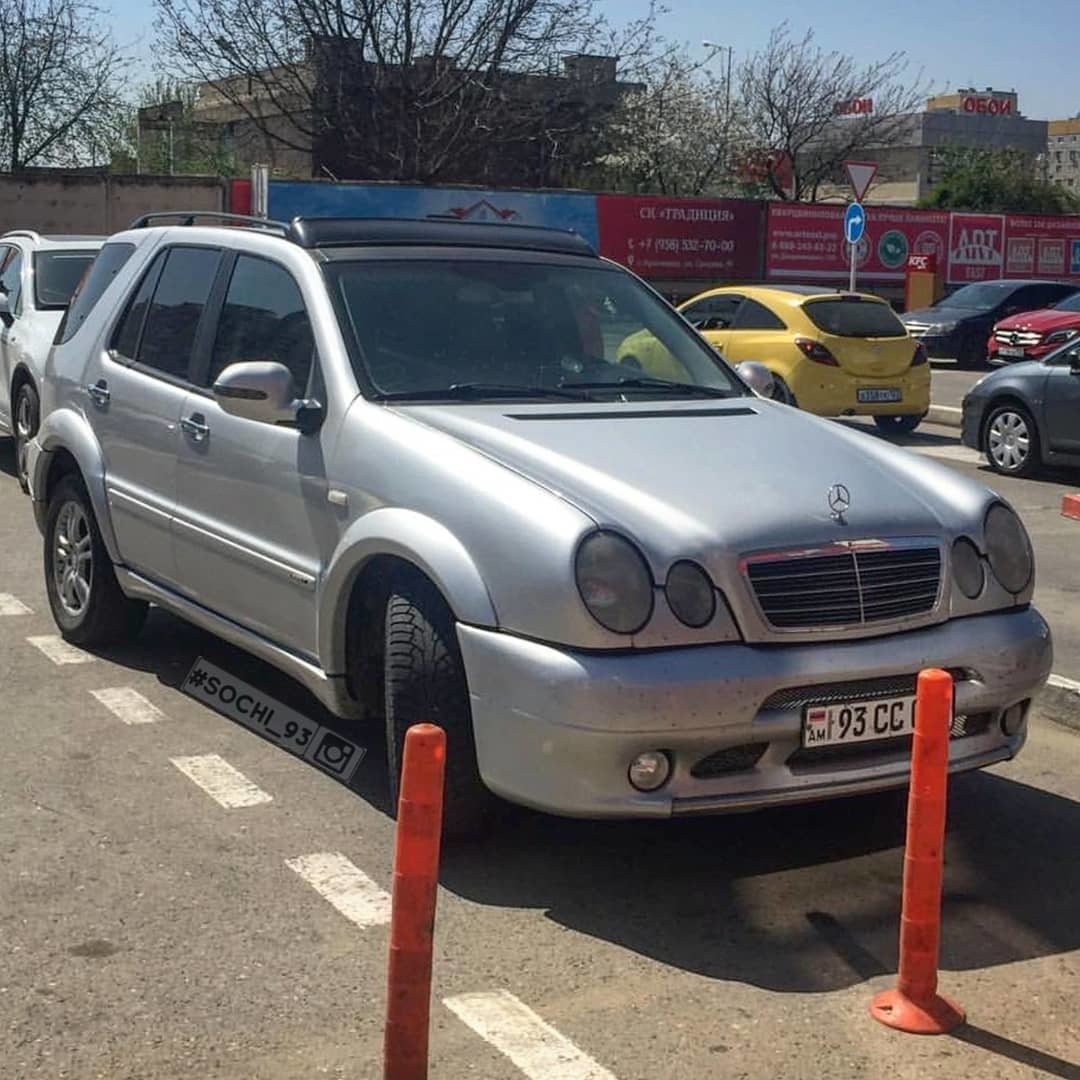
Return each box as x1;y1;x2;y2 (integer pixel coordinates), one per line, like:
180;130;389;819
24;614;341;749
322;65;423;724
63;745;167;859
1003;214;1080;282
766;203;948;282
947;213;1006;283
596;195;762;280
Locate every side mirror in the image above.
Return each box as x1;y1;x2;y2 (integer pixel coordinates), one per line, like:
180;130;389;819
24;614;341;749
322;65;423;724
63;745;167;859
0;292;12;328
212;361;323;433
736;361;776;399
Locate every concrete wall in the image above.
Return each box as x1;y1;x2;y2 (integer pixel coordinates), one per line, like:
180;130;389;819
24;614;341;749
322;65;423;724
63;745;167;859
0;173;226;236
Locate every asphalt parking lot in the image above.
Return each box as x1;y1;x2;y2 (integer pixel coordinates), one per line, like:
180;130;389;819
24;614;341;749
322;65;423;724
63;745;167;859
1;420;1078;1080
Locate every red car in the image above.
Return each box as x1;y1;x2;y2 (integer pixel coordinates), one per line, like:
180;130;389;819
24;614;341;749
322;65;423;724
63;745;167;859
988;290;1080;363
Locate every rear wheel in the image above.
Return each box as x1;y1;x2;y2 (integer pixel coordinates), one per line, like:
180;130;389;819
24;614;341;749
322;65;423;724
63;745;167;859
13;381;38;494
873;412;925;435
384;572;492;840
43;474;147;645
984;403;1039;477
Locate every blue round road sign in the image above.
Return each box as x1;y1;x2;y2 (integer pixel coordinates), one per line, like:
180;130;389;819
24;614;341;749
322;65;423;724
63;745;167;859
844;202;866;245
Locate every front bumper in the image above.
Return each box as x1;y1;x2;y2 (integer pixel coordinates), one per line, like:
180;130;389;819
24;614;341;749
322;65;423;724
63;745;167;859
907;331;962;359
458;607;1052;819
961;397;986;450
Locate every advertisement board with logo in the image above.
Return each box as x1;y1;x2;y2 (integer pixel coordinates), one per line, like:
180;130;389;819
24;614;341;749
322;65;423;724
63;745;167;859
596;196;762;280
267;181;601;248
947;213;1006;283
766;204;947;282
1003;214;1080;284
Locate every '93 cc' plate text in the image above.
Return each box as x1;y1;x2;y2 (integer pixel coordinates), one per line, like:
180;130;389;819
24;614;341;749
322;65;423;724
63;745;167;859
803;695;916;748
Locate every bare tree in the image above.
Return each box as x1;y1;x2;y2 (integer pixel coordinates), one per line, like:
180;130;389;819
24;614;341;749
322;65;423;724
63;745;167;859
0;0;129;171
155;0;659;184
601;46;742;196
739;23;928;201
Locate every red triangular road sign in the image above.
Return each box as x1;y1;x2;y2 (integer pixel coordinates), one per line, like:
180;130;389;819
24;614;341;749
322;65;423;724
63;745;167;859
845;161;878;201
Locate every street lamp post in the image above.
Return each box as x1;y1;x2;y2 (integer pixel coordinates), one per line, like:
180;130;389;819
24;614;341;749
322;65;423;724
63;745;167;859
701;40;733;134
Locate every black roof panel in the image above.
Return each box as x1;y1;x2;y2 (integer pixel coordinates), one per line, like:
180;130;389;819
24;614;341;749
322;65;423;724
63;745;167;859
287;216;597;257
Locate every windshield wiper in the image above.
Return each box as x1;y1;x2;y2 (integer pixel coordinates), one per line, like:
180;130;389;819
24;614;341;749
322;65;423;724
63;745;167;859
373;382;594;402
560;376;735;399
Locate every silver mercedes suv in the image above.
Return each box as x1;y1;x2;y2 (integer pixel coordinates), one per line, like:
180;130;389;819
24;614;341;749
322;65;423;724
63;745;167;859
28;212;1052;835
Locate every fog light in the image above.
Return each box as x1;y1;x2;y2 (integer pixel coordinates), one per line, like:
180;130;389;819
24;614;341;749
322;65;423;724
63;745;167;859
1001;702;1027;737
628;751;671;792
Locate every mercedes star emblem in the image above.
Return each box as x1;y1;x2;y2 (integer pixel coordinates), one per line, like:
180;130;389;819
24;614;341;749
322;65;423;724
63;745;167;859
828;483;851;523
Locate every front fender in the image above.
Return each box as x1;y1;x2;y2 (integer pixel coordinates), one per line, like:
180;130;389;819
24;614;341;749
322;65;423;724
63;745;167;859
318;507;498;674
31;409;119;561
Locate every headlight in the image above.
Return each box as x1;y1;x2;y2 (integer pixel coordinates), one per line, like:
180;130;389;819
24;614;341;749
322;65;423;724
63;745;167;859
665;561;716;627
575;531;654;634
1046;328;1078;345
984;503;1033;594
929;321;959;335
951;537;984;599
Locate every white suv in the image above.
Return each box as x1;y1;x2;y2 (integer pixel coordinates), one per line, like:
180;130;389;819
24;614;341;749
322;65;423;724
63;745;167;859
0;230;102;489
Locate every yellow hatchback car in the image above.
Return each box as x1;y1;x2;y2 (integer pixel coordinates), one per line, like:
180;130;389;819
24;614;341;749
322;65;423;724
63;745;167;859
618;285;930;432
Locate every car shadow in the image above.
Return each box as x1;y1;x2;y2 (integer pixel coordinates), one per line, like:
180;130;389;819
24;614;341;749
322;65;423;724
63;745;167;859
86;607;1080;997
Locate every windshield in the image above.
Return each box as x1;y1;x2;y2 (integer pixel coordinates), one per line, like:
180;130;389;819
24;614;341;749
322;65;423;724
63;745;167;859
324;258;744;402
1052;292;1080;313
935;283;1013;311
33;250;97;309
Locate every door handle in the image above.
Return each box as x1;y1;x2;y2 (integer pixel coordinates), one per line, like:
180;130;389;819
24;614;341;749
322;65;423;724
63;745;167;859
180;413;209;442
86;380;110;406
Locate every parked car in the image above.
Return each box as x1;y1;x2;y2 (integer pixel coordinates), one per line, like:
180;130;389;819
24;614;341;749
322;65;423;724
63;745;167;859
0;230;102;490
961;337;1080;476
28;213;1050;836
901;279;1076;368
987;289;1080;364
618;285;930;433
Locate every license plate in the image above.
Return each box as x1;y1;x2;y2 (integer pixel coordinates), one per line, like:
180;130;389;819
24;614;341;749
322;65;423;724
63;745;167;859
802;695;916;748
857;388;902;403
999;346;1026;358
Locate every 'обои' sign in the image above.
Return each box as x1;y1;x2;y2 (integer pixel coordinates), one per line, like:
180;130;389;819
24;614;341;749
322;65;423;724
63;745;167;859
962;96;1014;116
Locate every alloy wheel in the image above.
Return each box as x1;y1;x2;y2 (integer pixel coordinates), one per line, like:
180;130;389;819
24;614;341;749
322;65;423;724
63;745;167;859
14;389;33;485
987;410;1030;472
52;501;93;618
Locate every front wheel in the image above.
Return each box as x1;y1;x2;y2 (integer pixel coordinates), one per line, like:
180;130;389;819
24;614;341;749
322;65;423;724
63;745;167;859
770;375;797;406
13;381;39;494
984;404;1040;477
873;412;925;435
384;573;492;840
43;474;147;645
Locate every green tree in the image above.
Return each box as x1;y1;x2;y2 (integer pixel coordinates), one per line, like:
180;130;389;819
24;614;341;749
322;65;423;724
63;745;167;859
920;147;1080;214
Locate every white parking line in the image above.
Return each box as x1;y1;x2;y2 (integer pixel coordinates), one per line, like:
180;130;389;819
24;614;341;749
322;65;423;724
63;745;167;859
443;990;619;1080
1048;674;1080;695
170;754;273;808
0;594;32;616
91;687;166;725
285;852;392;929
26;635;93;665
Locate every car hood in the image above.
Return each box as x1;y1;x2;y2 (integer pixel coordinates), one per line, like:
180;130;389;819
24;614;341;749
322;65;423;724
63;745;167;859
901;306;983;325
393;398;989;564
995;309;1080;333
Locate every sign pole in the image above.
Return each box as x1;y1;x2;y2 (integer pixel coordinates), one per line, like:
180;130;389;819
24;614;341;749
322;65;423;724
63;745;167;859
850;239;857;293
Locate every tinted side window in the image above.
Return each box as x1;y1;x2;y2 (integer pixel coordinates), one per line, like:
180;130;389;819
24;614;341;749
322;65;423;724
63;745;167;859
733;298;786;330
683;294;743;329
208;255;313;391
113;252;166;361
56;243;136;345
136;247;220;380
0;247;24;315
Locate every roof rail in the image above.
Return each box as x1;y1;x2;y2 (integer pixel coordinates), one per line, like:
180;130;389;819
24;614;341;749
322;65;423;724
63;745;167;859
126;211;289;235
2;229;43;243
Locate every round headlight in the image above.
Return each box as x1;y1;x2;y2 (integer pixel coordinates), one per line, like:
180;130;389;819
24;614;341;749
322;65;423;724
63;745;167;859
951;538;984;599
575;531;654;634
665;560;716;627
984;503;1033;594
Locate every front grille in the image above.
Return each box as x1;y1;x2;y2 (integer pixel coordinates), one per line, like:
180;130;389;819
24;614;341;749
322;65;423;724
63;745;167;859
761;674;919;712
994;329;1041;346
691;743;768;779
746;545;942;630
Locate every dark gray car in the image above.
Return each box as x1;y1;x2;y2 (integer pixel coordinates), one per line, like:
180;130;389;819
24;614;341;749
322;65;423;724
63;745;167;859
962;338;1080;476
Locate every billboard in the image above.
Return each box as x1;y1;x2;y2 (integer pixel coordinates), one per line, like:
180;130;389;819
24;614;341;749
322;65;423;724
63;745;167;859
267;181;600;248
1004;214;1080;283
596;195;762;280
766;203;948;282
947;213;1006;283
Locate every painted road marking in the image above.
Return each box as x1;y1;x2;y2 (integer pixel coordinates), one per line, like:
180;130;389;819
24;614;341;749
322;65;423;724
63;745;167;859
91;687;166;726
1049;674;1080;695
285;852;391;929
27;635;93;665
170;754;273;808
444;990;619;1080
0;594;32;616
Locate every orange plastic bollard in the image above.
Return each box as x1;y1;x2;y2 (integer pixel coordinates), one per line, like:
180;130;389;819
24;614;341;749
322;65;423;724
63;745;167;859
870;669;966;1035
384;724;446;1080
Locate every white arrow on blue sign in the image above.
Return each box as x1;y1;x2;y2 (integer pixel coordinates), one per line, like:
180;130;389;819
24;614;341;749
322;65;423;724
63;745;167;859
844;202;865;245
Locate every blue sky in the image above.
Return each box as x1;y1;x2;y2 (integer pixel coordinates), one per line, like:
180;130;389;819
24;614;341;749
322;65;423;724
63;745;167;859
113;0;1079;121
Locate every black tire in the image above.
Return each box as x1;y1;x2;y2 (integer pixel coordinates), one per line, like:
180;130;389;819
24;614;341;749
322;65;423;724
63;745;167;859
983;403;1040;478
620;354;644;371
13;381;38;494
770;375;797;406
873;412;925;435
384;572;492;840
43;474;147;645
